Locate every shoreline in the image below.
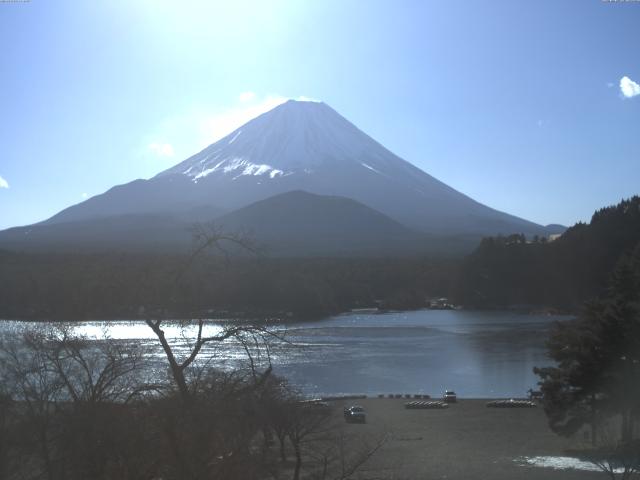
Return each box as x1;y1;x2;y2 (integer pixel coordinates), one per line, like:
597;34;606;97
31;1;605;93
0;305;577;324
317;394;538;402
328;398;600;479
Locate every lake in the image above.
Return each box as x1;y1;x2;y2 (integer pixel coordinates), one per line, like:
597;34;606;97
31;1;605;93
0;310;568;398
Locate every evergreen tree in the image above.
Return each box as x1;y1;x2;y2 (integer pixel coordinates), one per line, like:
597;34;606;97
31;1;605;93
535;246;640;446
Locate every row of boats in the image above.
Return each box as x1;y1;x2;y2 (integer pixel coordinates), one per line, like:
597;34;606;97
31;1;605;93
403;398;537;410
486;399;537;408
405;401;449;409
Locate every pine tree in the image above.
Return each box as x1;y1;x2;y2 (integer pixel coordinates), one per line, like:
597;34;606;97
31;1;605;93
535;246;640;446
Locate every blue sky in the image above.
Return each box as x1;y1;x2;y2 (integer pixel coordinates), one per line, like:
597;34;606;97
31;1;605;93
1;0;639;230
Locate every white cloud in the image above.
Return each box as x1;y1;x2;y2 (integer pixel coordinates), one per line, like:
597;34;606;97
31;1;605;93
239;91;256;102
81;192;88;199
620;76;640;98
148;142;175;157
0;175;8;189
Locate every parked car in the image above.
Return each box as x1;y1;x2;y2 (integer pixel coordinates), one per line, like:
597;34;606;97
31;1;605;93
443;390;457;403
527;389;543;401
343;405;366;423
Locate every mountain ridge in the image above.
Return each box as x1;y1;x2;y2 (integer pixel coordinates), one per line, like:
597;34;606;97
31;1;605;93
2;99;563;255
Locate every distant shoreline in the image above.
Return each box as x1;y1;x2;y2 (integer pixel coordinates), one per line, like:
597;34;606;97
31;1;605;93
0;304;576;324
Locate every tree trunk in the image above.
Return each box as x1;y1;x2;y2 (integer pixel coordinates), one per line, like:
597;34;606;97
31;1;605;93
279;435;287;463
590;393;597;447
38;422;55;480
621;409;632;443
146;320;190;401
293;442;302;480
164;418;196;480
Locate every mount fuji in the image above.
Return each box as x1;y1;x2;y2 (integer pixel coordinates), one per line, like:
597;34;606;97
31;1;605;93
0;100;561;255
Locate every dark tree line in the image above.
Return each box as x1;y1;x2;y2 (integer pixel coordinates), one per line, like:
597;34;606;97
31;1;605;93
455;196;640;311
2;196;640;322
0;251;456;321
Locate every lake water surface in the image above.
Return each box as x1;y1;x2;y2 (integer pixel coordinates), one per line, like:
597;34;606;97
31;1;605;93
0;310;568;398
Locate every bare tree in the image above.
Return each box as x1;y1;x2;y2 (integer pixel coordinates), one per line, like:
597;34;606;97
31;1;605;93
143;223;278;401
134;224;289;479
0;326;147;480
37;326;143;405
0;329;66;480
285;402;334;480
307;430;388;480
145;318;276;401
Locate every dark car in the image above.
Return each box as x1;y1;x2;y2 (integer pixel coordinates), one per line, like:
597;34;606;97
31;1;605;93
343;405;366;423
443;390;457;403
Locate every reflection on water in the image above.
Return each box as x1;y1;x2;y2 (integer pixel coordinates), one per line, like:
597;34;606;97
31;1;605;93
0;310;569;398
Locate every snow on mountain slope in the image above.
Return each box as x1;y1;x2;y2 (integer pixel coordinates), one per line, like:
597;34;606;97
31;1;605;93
41;99;550;239
158;100;453;198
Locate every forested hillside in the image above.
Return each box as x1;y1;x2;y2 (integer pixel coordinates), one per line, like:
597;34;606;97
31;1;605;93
454;196;640;310
0;252;455;321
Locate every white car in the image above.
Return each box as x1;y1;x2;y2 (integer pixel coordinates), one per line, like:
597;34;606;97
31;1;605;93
343;405;366;423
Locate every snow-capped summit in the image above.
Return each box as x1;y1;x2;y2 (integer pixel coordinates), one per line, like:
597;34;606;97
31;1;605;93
37;99;554;243
158;100;406;182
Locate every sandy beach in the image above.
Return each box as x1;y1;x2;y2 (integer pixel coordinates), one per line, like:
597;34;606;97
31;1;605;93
330;398;602;480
